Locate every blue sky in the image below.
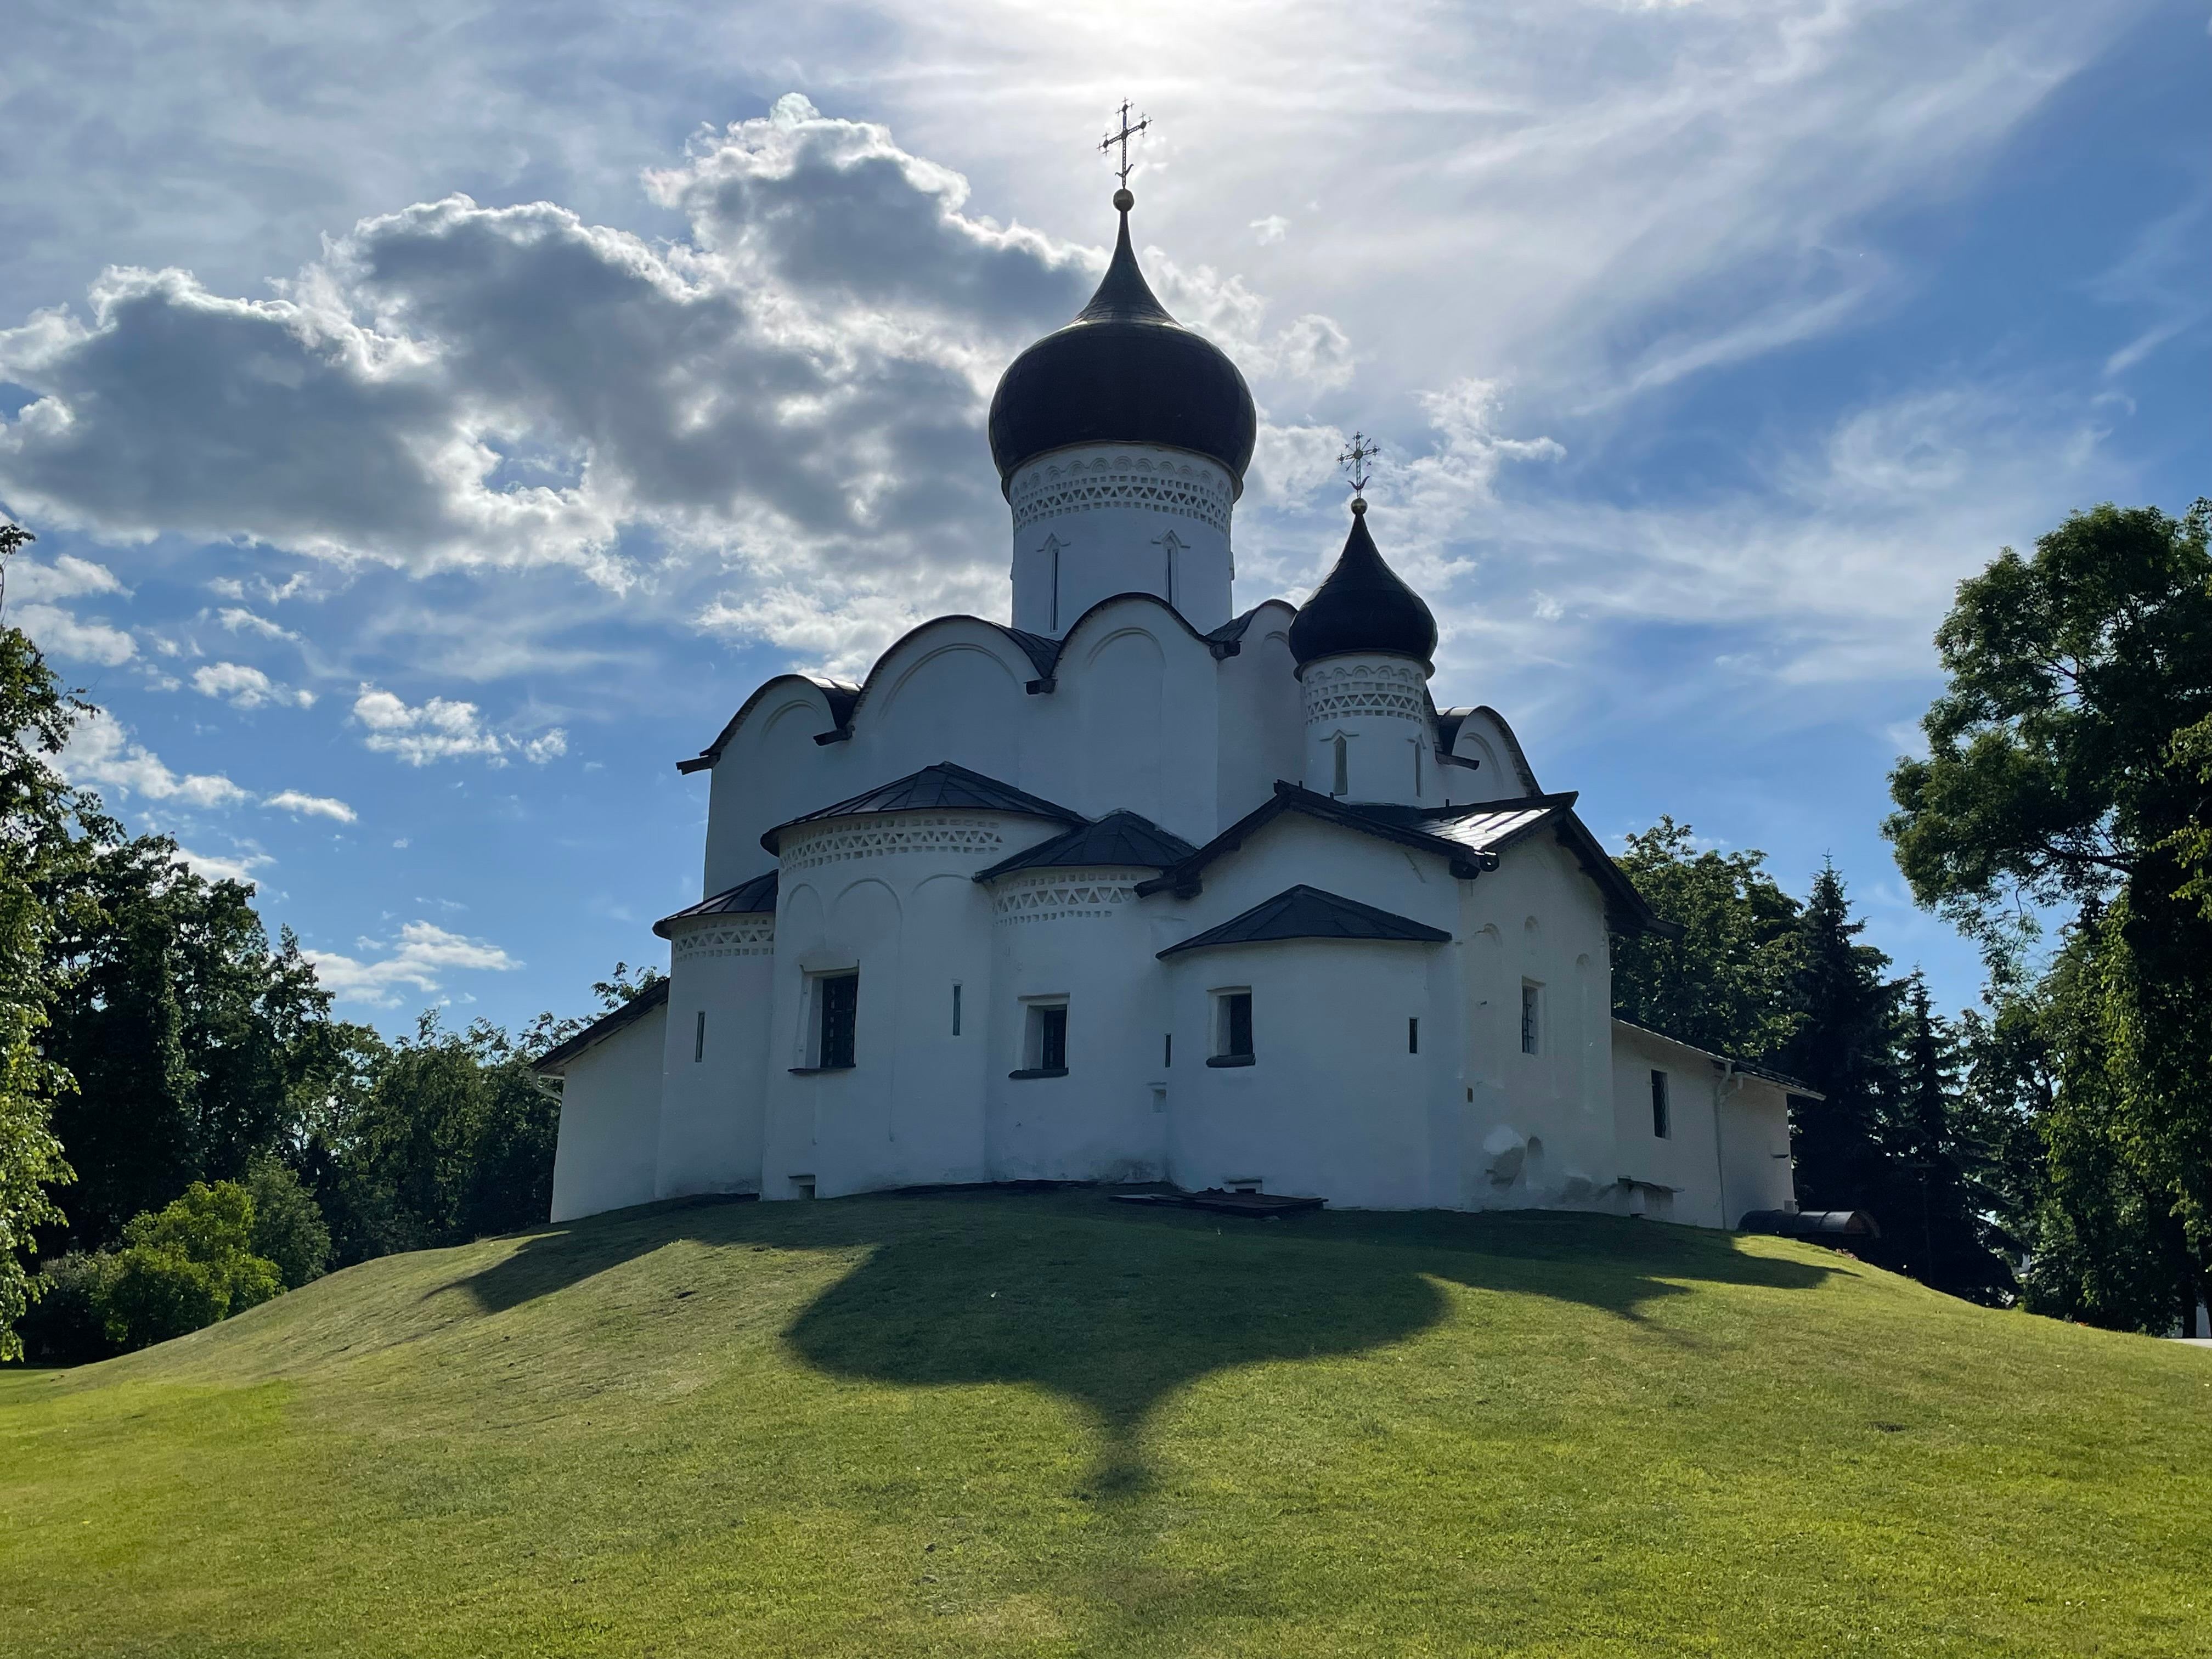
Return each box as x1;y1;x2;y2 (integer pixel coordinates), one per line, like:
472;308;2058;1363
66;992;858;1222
2;1;2205;1032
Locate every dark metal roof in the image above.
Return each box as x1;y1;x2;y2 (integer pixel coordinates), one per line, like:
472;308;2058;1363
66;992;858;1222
1431;704;1544;795
652;870;777;939
1158;884;1451;957
987;203;1257;492
1137;782;1503;898
1137;781;1677;939
531;977;670;1075
1288;501;1438;668
759;761;1084;854
973;810;1198;881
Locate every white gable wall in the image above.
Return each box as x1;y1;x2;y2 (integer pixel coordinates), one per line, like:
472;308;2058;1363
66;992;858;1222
548;999;668;1223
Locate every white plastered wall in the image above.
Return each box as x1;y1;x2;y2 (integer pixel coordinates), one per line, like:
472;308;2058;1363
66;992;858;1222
548;998;669;1223
699;599;1296;902
655;915;774;1200
1300;652;1438;808
1609;1024;1799;1229
761;809;1060;1199
984;865;1167;1184
1006;444;1236;634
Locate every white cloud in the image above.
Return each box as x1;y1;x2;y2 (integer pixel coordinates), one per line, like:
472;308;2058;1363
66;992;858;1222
264;789;357;822
1250;215;1289;246
519;728;567;764
304;919;519;1006
217;607;299;642
352;684;558;765
14;602;136;665
173;845;273;885
193;661;314;709
5;555;126;602
60;709;250;809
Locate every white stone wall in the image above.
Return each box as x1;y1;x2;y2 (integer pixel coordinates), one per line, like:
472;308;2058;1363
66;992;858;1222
548;998;668;1223
1007;444;1236;634
1300;652;1438;808
761;809;1061;1199
700;603;1269;899
655;914;774;1200
1610;1023;1798;1228
985;865;1167;1184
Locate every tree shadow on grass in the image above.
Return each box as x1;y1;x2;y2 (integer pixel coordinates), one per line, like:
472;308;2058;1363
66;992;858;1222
452;1190;1839;1491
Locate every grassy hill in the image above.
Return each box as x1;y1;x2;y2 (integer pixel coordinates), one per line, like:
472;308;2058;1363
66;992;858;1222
3;1190;2208;1657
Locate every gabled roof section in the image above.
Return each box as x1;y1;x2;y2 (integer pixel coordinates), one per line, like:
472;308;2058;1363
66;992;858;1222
1433;704;1542;795
1137;782;1678;938
1135;781;1503;898
1613;1017;1820;1096
531;978;670;1076
760;761;1084;854
973;810;1198;882
1158;884;1450;957
678;674;860;775
652;870;777;939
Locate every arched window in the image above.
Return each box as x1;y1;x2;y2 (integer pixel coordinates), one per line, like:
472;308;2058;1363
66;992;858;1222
1332;733;1349;796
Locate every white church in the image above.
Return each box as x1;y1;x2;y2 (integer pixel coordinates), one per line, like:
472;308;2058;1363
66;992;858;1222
538;180;1802;1231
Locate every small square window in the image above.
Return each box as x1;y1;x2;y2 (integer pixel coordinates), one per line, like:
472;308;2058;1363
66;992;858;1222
1521;983;1541;1055
1651;1069;1671;1139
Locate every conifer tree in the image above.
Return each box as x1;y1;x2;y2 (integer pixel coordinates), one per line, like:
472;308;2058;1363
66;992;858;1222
1878;974;2013;1303
1780;864;1896;1214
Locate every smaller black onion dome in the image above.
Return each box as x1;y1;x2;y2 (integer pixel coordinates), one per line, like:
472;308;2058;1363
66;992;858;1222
988;200;1257;494
1288;501;1438;670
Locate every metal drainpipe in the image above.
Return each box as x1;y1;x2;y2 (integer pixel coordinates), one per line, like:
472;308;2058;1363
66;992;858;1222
1712;1062;1741;1231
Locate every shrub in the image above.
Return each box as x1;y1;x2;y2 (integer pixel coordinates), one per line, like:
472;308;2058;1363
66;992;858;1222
99;1182;283;1350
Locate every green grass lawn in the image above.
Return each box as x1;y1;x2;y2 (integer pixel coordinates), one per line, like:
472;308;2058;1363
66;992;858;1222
3;1190;2208;1657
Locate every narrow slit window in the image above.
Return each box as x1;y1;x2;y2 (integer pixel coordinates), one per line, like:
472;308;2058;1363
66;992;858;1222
817;972;858;1069
1164;1031;1172;1068
1413;741;1424;795
1408;1016;1419;1054
951;982;962;1036
694;1009;706;1063
1331;733;1349;796
1520;984;1540;1055
1650;1069;1671;1139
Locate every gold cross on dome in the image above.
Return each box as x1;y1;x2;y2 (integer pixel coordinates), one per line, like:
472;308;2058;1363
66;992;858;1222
1100;100;1150;188
1339;431;1379;498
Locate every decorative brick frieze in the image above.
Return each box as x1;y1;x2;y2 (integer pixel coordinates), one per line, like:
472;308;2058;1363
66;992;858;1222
1301;657;1428;726
1010;449;1232;535
991;868;1142;925
669;917;776;962
780;815;1008;871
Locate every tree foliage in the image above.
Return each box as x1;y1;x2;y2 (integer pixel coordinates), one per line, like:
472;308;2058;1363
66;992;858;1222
100;1181;283;1350
1609;817;1801;1063
1888;499;2212;1330
0;548;93;1358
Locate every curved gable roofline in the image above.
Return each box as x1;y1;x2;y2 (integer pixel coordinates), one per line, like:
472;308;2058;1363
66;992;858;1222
1434;703;1542;795
697;596;1306;772
679;673;860;775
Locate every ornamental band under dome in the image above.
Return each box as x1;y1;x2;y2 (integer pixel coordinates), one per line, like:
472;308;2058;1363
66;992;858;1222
537;150;1810;1229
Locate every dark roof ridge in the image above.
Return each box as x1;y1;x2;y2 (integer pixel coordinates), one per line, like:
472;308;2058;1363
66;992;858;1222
1612;1016;1822;1097
1136;781;1501;899
531;977;671;1075
1157;883;1451;957
652;870;778;939
760;761;1084;855
972;809;1199;882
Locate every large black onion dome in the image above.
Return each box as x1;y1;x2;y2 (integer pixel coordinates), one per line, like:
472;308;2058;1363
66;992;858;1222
988;200;1257;495
1289;501;1438;670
